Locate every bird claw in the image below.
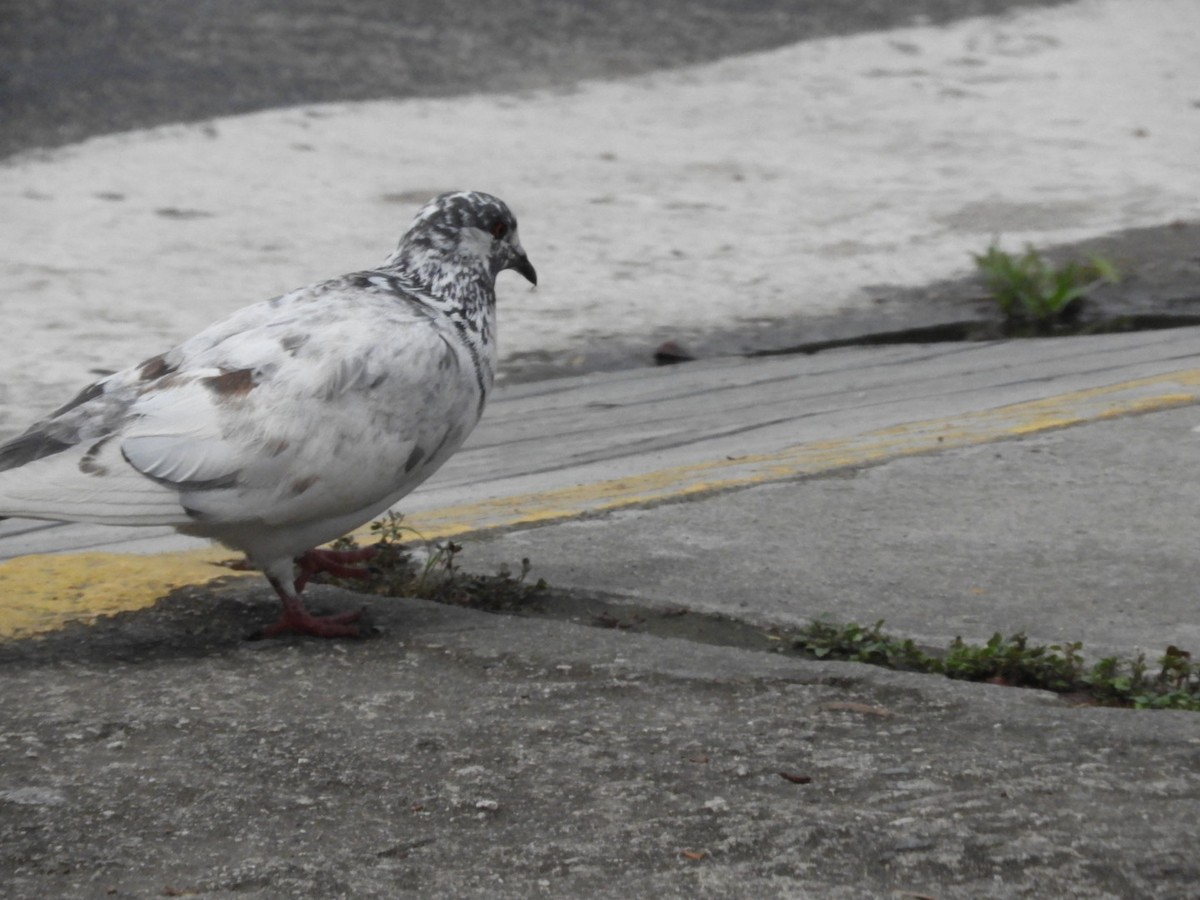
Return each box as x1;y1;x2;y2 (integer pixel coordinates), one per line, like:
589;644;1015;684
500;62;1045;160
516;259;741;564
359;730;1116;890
251;605;368;640
260;571;375;639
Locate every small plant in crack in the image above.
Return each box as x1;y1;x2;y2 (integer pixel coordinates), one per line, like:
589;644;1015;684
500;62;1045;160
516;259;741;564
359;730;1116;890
789;618;1199;711
791;618;928;670
973;243;1119;327
1094;645;1200;711
323;511;547;610
941;632;1084;691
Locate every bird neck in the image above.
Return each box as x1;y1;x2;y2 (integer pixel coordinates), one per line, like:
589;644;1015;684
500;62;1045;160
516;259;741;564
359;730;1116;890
382;235;498;339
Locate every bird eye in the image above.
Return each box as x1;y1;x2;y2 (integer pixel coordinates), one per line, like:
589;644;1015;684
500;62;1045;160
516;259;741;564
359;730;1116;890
489;221;508;239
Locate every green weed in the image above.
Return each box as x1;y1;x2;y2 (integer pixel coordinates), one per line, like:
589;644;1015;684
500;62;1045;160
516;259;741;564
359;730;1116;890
942;632;1083;691
791;618;928;670
790;618;1199;711
325;511;546;610
973;244;1119;325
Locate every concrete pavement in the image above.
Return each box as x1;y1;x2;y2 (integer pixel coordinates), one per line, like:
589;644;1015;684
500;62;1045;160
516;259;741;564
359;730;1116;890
3;328;1200;897
2;583;1197;899
4;1;1199;894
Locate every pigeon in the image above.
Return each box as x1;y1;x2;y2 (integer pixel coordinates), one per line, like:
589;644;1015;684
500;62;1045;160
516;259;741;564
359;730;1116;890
0;190;536;638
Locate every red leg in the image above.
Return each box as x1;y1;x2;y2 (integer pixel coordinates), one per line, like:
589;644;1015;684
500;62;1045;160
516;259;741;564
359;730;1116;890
293;546;380;592
256;576;365;639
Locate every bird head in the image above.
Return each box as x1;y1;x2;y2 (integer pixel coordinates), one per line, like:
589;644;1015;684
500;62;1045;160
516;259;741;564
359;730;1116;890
394;191;537;287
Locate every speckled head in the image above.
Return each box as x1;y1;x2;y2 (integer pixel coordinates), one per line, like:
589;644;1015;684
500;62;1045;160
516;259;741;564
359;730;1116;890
392;191;537;287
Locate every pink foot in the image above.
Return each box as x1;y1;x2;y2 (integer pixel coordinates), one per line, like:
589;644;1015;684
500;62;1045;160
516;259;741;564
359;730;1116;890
256;604;365;639
254;573;369;639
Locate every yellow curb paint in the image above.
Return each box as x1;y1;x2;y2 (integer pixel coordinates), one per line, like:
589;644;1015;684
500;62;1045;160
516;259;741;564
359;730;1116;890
0;547;254;640
4;367;1200;639
381;370;1200;539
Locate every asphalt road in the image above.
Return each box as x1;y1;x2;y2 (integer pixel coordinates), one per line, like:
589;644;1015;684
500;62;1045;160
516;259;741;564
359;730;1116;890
0;0;1072;159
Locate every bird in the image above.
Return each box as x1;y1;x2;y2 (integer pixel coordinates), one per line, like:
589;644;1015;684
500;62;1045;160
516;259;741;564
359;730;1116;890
0;190;536;638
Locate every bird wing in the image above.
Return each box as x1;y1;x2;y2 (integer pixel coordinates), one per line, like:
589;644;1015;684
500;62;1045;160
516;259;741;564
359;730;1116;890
0;275;482;533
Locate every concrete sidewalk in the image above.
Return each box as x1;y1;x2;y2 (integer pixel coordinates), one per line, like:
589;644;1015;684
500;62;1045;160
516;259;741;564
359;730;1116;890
1;582;1196;899
2;330;1200;898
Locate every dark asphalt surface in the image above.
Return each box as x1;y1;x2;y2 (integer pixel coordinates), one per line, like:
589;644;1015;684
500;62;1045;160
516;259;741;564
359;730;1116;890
1;0;1072;160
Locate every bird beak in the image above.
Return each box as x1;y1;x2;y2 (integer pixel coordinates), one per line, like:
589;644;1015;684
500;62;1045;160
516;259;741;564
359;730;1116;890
511;252;537;286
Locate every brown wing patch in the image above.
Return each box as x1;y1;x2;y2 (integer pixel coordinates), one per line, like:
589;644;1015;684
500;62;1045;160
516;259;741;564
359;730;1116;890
203;368;256;397
78;436;114;476
138;353;179;381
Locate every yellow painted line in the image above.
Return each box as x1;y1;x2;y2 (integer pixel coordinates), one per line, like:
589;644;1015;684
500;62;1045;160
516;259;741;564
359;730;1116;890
382;372;1200;538
0;547;255;640
3;368;1200;640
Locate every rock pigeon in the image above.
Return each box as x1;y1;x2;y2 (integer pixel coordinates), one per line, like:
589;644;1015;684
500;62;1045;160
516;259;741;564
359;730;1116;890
0;190;536;638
